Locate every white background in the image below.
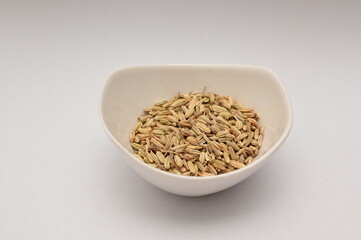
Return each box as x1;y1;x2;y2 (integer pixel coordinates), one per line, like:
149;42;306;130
1;0;361;239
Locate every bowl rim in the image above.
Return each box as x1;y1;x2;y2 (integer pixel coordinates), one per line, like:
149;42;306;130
99;64;293;181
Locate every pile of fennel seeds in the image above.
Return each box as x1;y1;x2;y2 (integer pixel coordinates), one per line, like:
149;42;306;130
130;92;264;177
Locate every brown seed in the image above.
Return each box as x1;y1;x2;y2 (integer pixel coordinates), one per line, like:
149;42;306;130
223;152;231;163
228;141;240;151
152;129;165;135
174;155;184;167
209;93;215;104
150;138;164;148
211;105;227;113
167;115;179;123
187;136;200;145
234;100;245;110
254;128;260;140
230;160;245;169
244;132;254;146
228;146;238;160
213;162;226;170
198;172;215;177
199;115;212;124
151;152;161;166
164;156;170;169
244;156;254;165
131;143;143;150
196;122;211;133
235;133;248;141
235;120;243;130
172;169;182;175
195;161;206;172
216;130;229;137
219;98;232;109
199;152;206;164
218;111;233;118
171;99;188;107
207;164;217;175
184;107;195;119
183;154;195;160
156;151;166;164
188;161;196;174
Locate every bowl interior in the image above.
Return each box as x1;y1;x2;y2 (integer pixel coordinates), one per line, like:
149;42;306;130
101;65;291;163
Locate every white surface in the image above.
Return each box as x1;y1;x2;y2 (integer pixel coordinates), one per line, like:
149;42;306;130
1;0;360;239
100;65;292;196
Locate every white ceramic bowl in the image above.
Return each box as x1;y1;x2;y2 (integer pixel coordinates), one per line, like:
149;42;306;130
100;65;292;196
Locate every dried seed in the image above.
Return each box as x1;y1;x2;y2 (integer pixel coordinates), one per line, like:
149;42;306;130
209;93;215;104
233;100;245;109
244;156;254;165
138;127;151;134
188;161;196;174
199;115;212;124
159;135;167;145
211;105;227;113
187;136;200;145
145;152;154;163
174;155;184;167
133;154;142;160
151;151;161;166
139;115;151;123
216;116;231;126
134;122;143;132
223;152;231;163
196;122;211;133
219;98;232;109
229;146;238;160
170;144;188;151
172;169;182;175
199;152;206;164
167;115;179;123
235;120;243;130
244;132;254;146
156;151;166;164
230;126;242;136
235;133;248;141
228;141;240;151
171;99;188;107
218;111;233;118
216;130;229;137
214;160;226;166
184;107;195;119
198;172;215;177
131;143;143;150
254;128;260;140
230;160;245;169
207;164;217;175
195;161;206;172
248;118;259;127
213;162;226;170
152;129;165;135
179;120;192;127
194;164;198;176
